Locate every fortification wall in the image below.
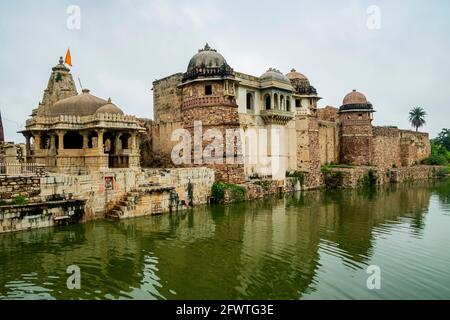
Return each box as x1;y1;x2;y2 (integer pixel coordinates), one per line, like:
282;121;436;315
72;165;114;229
372;126;402;168
153;73;183;123
400;130;431;166
318;121;339;165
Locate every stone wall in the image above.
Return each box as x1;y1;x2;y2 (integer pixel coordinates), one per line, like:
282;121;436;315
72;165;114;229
372;126;402;168
153;73;183;124
328;165;444;189
0;200;85;234
318;120;339;165
339;112;373;166
317;106;339;122
0;175;41;201
40;170;142;219
400;130;431;166
181;81;245;184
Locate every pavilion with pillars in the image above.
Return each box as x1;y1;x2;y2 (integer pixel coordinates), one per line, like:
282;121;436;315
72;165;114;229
20;57;145;174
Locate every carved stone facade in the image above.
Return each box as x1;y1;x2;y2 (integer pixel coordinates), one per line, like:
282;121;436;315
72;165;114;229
20;58;146;174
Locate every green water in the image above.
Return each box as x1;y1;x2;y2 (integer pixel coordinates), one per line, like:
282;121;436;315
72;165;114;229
1;179;450;300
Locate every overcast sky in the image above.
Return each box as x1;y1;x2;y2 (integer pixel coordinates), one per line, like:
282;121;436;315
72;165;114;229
0;0;449;142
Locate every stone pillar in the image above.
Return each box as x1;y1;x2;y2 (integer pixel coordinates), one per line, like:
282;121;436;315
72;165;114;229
25;135;31;155
97;130;104;153
82;132;89;149
34;134;41;151
57;131;65;150
115;133;122;155
131;133;137;151
50;134;56;151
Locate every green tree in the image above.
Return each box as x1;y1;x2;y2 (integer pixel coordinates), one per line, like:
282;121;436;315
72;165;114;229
436;128;450;151
409;107;427;132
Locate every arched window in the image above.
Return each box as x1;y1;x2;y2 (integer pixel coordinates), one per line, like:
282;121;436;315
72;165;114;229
63;132;83;149
246;92;254;110
280;95;285;110
286;97;291;112
264;95;271;110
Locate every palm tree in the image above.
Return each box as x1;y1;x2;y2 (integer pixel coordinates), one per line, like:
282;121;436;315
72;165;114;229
409;107;427;132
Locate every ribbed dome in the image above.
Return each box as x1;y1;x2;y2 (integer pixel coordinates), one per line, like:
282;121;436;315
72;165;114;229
183;44;234;82
48;89;108;116
95;98;124;115
260;68;291;85
343;90;367;105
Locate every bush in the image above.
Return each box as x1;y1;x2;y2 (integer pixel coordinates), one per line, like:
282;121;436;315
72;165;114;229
422;154;448;166
436;167;449;178
323;171;343;189
359;170;378;188
212;182;246;203
10;195;28;205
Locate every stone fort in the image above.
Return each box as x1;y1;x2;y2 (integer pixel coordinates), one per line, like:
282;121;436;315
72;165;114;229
147;44;431;187
0;45;435;233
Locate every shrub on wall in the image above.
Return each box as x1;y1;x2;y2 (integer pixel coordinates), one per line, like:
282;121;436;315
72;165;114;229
10;195;28;206
211;182;246;203
323;171;343;189
358;170;378;188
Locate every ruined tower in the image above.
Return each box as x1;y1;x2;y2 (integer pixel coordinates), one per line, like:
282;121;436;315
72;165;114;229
180;44;245;183
338;90;375;166
35;57;78;116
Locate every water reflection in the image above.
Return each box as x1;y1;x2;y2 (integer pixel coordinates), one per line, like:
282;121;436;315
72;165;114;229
1;179;449;300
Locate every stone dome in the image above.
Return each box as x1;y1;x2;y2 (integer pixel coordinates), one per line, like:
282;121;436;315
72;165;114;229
286;69;309;82
260;68;292;85
48;89;108;116
343;90;368;105
95;98;124;115
340;89;374;112
183;43;234;81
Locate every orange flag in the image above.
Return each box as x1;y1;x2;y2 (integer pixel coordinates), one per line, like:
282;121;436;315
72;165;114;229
65;48;72;67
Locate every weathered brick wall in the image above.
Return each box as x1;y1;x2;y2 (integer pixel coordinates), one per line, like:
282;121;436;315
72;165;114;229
153;73;183;124
181;81;245;184
139;118;182;168
318;121;340;165
372;126;402;168
0;175;41;201
400;130;431;166
339;112;373;166
317;106;339;122
329;165;444;189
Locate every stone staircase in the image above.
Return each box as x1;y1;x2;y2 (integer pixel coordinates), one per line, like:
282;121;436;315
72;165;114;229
105;184;175;220
106;191;140;220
